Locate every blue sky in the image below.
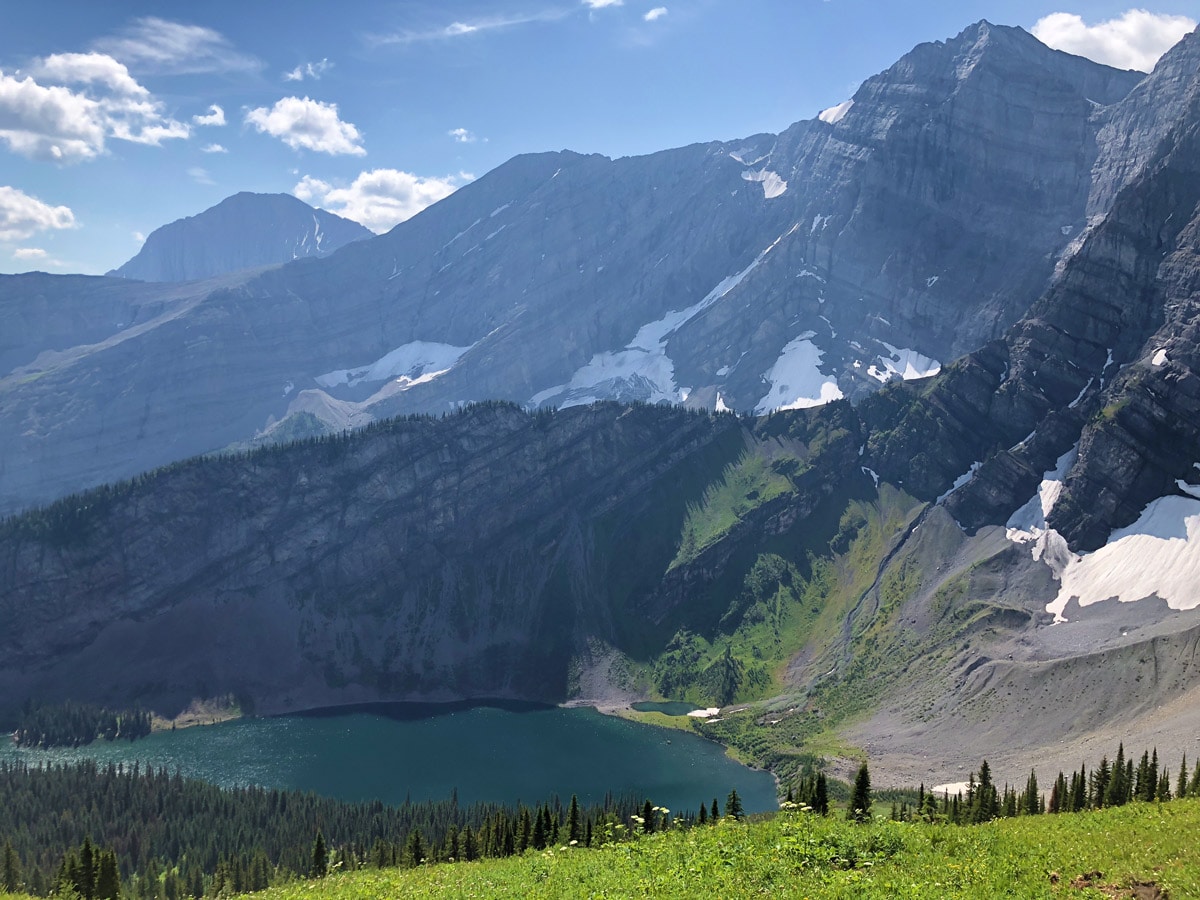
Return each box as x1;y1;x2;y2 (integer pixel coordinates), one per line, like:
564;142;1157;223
1;1;1196;275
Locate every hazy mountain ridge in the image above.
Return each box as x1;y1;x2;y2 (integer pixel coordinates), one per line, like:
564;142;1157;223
109;192;373;283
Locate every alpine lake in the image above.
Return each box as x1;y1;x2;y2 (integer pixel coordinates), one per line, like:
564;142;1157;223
1;701;777;816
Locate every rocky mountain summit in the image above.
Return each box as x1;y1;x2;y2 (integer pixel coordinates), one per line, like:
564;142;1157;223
108;192;372;282
0;21;1159;515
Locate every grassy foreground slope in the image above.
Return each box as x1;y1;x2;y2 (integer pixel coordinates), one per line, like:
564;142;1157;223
238;800;1195;899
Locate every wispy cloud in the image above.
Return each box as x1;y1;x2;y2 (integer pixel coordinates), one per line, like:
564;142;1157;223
1032;10;1196;72
372;9;571;45
245;96;366;156
187;166;214;185
448;127;478;143
200;143;227;153
284;58;333;82
94;17;261;75
583;0;623;8
644;7;668;22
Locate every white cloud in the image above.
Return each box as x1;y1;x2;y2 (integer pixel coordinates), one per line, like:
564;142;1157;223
0;185;76;240
193;104;225;127
584;0;623;7
644;7;668;21
245;96;365;156
294;168;470;232
187;166;214;185
284;59;332;81
33;53;147;97
94;17;260;75
12;247;47;259
1031;9;1196;72
0;55;189;162
201;142;227;153
132;230;145;243
449;127;477;143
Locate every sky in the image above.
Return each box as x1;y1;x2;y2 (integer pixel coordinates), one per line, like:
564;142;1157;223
0;1;1196;275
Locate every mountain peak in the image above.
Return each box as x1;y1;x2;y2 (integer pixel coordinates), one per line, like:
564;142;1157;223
109;192;373;283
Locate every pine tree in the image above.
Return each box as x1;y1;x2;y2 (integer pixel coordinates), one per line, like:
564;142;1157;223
642;799;656;833
710;798;720;822
697;803;708;825
404;829;425;867
311;831;328;878
847;762;871;823
1178;755;1189;799
724;789;744;821
814;773;829;816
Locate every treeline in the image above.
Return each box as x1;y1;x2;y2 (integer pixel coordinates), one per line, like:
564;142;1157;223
13;701;151;748
0;760;733;898
874;744;1200;824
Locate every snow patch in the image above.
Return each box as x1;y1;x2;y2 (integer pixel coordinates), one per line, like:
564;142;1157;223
490;204;509;218
715;393;732;413
862;467;880;488
1068;377;1094;409
810;214;830;235
1005;446;1077;547
687;707;722;719
741;168;788;199
1046;492;1200;622
1153;348;1169;366
282;381;294;397
532;226;798;408
316;341;474;389
867;343;941;383
754;333;843;414
818;99;854;124
798;268;826;283
937;461;982;504
1061;225;1074;236
926;275;939;288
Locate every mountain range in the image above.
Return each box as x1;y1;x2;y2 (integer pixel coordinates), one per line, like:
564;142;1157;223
3;20;1200;784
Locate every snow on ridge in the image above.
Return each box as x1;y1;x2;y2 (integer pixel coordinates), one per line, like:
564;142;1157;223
867;343;941;383
754;333;843;414
316;340;475;389
531;225;801;409
937;460;982;504
818;99;854;124
1153;348;1169;366
741;168;788;199
715;392;732;413
1005;446;1078;547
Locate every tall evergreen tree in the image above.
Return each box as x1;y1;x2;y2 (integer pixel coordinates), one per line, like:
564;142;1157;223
847;762;871;823
814;773;829;816
710;799;720;822
1023;770;1040;816
95;850;120;900
697;803;708;825
404;829;425;867
724;789;744;821
2;841;21;894
567;795;581;843
1178;755;1189;799
311;831;327;878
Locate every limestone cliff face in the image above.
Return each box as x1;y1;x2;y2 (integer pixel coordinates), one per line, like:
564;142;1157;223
0;22;1149;515
109;193;372;282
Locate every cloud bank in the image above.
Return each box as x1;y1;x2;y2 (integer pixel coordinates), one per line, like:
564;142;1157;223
0;185;76;240
1032;9;1196;72
294;168;470;232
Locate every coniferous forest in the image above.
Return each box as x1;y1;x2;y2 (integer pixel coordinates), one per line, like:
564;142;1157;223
3;740;1200;898
13;703;152;749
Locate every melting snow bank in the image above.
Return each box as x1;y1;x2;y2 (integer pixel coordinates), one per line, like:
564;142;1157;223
937;460;982;504
687;707;722;719
754;333;844;413
531;224;800;409
741;168;788;199
316;341;474;389
1005;447;1200;621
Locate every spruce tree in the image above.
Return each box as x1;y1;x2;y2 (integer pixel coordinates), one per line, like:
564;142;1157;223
567;795;581;843
311;831;328;878
697;802;708;825
2;841;21;894
847;762;871;823
95;851;120;900
404;829;425;867
814;773;829;816
1023;770;1040;816
710;798;720;822
724;789;744;821
1178;755;1189;799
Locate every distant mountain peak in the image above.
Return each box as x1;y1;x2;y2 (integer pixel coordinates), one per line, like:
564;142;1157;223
109;192;373;283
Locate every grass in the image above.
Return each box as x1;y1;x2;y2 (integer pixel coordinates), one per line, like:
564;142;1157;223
141;799;1200;899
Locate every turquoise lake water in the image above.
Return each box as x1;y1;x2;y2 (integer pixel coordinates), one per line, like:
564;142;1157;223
1;702;777;815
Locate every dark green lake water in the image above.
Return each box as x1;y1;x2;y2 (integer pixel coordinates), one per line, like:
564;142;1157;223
1;702;776;815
